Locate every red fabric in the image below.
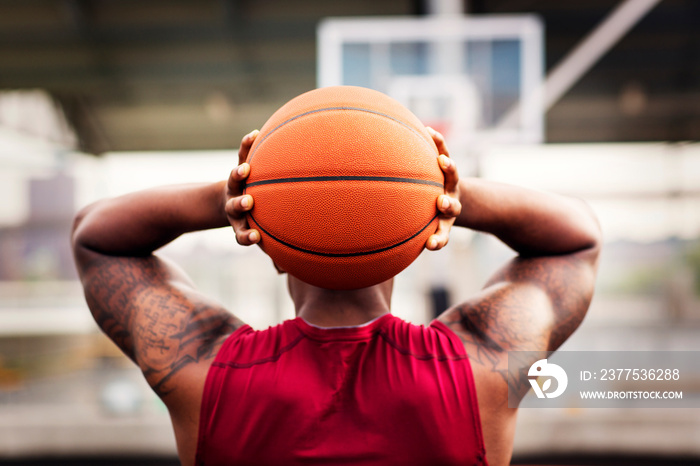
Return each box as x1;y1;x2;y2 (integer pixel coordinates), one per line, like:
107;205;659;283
195;313;488;465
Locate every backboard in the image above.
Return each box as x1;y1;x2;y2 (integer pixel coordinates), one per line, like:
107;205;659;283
317;15;544;167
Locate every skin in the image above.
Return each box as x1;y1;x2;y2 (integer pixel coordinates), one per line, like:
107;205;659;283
72;129;601;466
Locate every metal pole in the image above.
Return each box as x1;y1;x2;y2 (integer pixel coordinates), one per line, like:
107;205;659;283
426;0;463;16
497;0;662;131
544;0;663;111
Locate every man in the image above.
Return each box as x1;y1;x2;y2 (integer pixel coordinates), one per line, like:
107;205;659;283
72;128;601;465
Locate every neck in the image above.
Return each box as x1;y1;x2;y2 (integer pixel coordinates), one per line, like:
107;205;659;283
288;276;393;328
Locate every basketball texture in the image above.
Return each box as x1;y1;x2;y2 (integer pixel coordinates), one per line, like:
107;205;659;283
244;86;444;290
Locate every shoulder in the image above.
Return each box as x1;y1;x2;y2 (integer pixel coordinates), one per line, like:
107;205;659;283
212;319;305;367
377;315;468;361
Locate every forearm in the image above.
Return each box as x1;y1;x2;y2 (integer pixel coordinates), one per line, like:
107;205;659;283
72;181;229;256
456;178;601;256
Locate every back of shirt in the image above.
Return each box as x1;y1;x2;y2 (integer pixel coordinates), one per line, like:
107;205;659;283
196;313;487;466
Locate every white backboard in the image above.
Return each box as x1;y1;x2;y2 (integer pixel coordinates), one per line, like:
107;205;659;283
318;15;545;152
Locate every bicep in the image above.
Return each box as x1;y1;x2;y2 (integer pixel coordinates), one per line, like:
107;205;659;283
74;246;242;396
444;246;599;351
480;246;599;351
438;246;599;399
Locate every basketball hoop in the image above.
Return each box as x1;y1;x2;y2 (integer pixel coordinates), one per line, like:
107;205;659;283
387;75;481;175
317;15;545;148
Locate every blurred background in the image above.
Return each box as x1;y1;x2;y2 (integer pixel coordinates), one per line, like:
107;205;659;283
1;0;700;464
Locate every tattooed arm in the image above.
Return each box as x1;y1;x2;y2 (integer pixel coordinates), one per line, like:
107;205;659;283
428;130;600;464
71;178;249;466
426;129;601;366
71;179;243;394
438;175;601;371
71;133;260;401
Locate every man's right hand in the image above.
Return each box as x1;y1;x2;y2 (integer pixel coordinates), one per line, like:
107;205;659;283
225;130;261;246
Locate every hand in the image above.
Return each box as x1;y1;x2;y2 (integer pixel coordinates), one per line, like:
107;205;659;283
224;130;261;246
425;127;462;251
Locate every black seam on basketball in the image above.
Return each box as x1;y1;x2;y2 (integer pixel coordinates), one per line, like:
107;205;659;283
247;106;436;165
246;175;443;189
249;213;439;258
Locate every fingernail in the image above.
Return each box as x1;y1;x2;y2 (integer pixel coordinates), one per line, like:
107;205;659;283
241;196;249;208
237;164;247;176
441;196;450;209
440;155;451;168
249;230;259;243
429;238;437;249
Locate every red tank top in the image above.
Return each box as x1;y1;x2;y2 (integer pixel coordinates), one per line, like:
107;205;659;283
195;314;487;465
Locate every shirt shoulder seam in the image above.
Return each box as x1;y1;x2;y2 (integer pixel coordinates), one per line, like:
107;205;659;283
378;328;468;362
212;332;306;369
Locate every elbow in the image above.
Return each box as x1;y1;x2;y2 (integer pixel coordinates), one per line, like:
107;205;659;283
71;204;94;277
574;198;603;259
71;202;99;252
71;206;87;250
581;199;603;249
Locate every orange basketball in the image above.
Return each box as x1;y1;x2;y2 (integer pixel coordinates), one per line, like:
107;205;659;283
244;86;443;290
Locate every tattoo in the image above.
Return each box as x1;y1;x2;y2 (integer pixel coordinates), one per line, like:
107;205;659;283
439;251;596;403
79;252;242;397
442;300;536;402
148;313;235;395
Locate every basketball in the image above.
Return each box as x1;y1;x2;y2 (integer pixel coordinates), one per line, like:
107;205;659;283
243;85;444;290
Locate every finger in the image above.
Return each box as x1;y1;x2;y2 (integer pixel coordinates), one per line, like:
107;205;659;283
437;194;462;218
227;163;250;194
426;126;450;158
225;195;259;246
225;195;254;218
426;217;455;251
233;223;260;246
238;130;259;165
438;154;460;194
